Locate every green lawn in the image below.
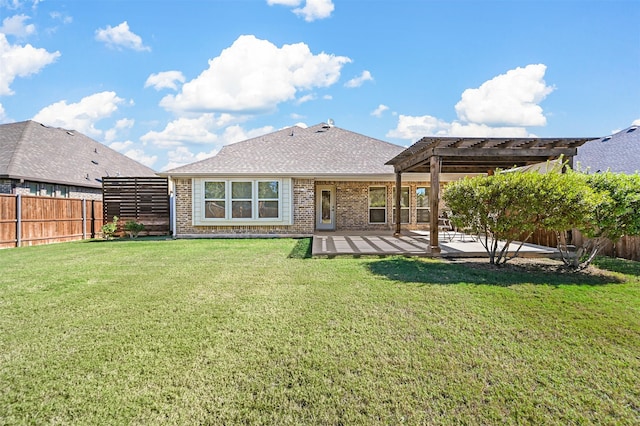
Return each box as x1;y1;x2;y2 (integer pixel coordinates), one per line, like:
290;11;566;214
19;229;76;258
1;238;639;425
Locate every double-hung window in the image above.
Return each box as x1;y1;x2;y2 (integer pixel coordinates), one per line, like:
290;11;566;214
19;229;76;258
203;180;280;221
392;186;410;224
369;186;387;223
258;181;279;219
204;181;226;218
231;182;252;219
416;186;430;223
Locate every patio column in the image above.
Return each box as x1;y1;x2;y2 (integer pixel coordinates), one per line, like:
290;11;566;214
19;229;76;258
394;171;402;236
429;155;441;253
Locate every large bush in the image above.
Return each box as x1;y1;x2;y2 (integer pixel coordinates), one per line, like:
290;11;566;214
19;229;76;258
443;168;599;266
445;168;640;268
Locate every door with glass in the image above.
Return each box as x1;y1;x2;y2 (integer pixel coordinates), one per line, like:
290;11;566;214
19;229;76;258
316;185;336;230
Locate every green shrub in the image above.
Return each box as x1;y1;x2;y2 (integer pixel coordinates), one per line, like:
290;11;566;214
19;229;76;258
124;220;145;238
101;216;119;240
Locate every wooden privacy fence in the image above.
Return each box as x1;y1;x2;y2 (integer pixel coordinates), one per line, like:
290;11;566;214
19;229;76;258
528;229;640;262
0;194;103;249
103;177;170;236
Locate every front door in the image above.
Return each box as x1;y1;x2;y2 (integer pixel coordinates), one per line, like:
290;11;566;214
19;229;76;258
316;185;336;231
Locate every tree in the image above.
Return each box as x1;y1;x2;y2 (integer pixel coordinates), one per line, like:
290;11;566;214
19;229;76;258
561;172;640;269
443;168;597;266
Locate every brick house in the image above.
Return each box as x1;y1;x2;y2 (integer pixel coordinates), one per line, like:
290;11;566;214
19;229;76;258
161;123;469;237
0;120;157;200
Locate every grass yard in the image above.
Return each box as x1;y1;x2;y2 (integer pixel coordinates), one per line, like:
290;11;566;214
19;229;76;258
0;238;639;425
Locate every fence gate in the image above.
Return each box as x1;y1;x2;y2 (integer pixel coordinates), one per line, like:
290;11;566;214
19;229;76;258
102;177;170;236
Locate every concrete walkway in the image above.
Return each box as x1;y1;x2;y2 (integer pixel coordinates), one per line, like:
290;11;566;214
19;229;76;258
312;230;559;258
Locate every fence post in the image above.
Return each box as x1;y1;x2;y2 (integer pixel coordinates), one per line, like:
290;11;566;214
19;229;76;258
90;200;96;238
82;199;87;240
16;193;21;247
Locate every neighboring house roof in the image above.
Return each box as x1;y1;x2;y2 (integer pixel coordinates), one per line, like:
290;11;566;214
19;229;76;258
163;123;405;177
575;125;640;174
0;120;157;188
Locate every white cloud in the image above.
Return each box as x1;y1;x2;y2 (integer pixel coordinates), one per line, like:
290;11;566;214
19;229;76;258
386;114;531;140
140;114;224;148
109;140;133;152
104;118;134;142
95;21;150;52
1;14;36;37
371;104;389;117
388;64;552;141
296;93;316;104
345;70;373;88
50;12;73;25
220;124;275;145
0;33;60;95
145;71;185;91
32;91;124;137
124;148;157;168
632;118;640;126
386;114;451;140
160;35;350;113
455;64;553;127
267;0;334;21
163;146;217;171
267;0;300;5
0;103;6;122
293;0;334;22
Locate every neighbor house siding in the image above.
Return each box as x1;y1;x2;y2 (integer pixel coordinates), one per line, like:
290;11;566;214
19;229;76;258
1;179;102;200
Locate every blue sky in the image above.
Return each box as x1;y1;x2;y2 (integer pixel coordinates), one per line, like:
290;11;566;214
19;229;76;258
1;0;639;171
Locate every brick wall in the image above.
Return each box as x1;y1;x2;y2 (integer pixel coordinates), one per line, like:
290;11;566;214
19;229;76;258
318;180;441;231
174;178;315;236
174;177;446;236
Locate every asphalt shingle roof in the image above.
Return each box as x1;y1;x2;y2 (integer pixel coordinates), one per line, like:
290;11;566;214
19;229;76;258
575;126;640;174
164;123;405;176
0;120;157;188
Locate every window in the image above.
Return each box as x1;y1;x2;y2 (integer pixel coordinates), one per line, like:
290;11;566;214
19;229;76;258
392;187;410;224
58;186;68;198
204;181;226;218
369;186;387;223
416;187;430;223
29;182;38;195
202;179;281;221
231;182;252;219
258;181;279;219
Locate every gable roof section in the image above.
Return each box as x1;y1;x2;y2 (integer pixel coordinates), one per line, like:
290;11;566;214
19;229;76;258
0;120;157;188
164;123;405;176
575;126;639;174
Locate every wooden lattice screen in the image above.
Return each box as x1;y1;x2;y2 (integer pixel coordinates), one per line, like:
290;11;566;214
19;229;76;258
102;177;170;236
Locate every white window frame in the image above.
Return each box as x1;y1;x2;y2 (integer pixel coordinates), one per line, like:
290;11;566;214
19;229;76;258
257;180;280;220
393;186;410;224
368;186;387;224
204;181;227;219
416;186;430;223
202;179;282;222
230;181;253;220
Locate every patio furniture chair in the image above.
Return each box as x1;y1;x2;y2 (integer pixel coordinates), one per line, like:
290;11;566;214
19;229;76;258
438;217;455;242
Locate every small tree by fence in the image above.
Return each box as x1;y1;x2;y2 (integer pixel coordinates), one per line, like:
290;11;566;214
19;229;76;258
0;194;103;248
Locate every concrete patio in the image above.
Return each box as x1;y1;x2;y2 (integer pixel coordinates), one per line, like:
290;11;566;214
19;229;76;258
312;230;559;258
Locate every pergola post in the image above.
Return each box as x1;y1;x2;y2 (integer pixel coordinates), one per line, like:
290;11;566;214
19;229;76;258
429;155;441;253
394;171;402;236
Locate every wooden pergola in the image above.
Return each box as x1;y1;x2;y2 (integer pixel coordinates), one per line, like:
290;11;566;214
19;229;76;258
385;136;593;252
